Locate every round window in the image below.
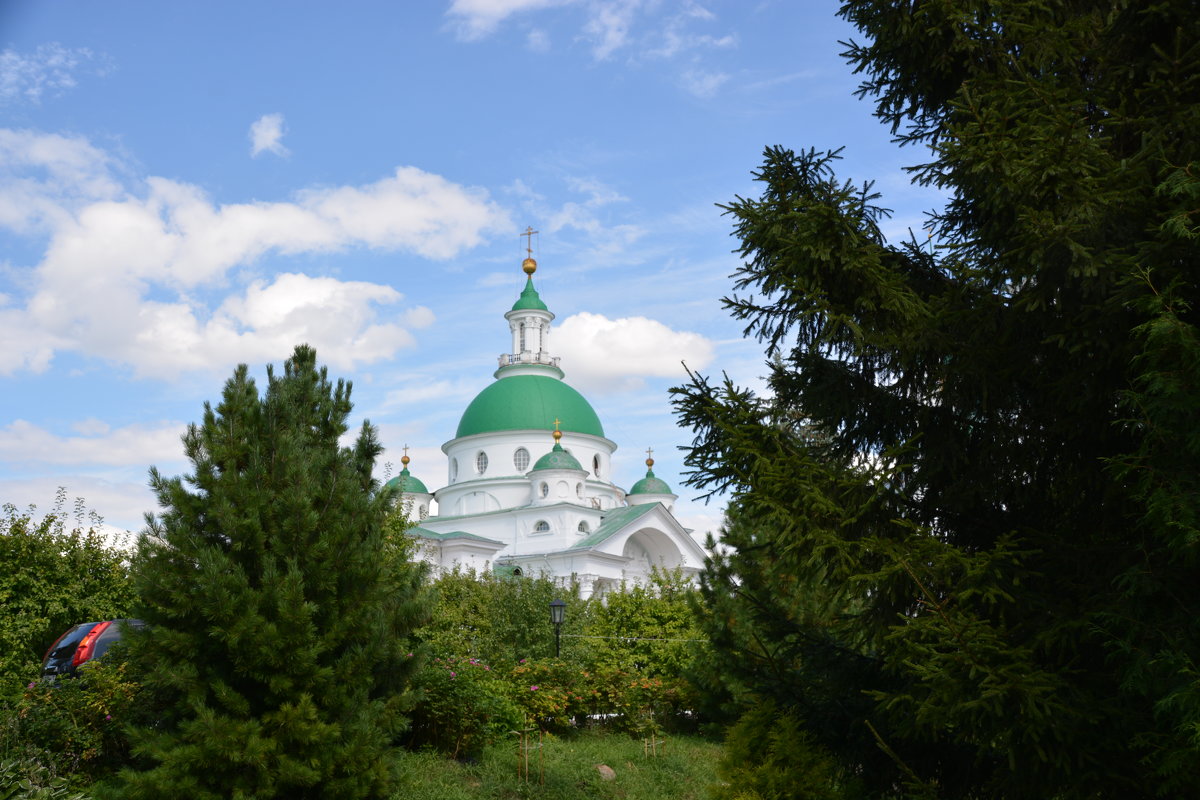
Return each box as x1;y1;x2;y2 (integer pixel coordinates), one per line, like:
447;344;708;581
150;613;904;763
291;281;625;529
514;447;530;472
476;451;489;475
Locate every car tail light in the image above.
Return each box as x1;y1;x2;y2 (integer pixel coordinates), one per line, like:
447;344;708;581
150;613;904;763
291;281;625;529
71;621;112;668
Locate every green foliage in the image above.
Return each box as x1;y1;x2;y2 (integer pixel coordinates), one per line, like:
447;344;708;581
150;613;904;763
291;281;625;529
1;659;140;788
0;494;133;698
0;758;89;800
673;2;1200;797
405;656;521;759
585;568;702;679
419;568;582;666
109;345;430;799
714;700;851;800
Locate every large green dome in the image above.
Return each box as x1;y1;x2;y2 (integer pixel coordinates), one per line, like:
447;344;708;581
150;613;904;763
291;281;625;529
456;374;605;439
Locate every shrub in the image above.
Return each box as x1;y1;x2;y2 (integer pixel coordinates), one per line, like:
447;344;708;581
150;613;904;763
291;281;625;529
405;656;521;759
713;699;854;800
0;758;89;800
1;659;140;788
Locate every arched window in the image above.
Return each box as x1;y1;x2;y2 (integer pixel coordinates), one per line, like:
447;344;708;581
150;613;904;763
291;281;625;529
418;505;428;519
576;483;583;498
592;454;601;477
450;458;458;481
533;520;550;533
476;451;489;475
577;521;590;533
514;447;530;472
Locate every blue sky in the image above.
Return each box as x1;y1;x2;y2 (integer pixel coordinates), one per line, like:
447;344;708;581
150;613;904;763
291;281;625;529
0;1;939;538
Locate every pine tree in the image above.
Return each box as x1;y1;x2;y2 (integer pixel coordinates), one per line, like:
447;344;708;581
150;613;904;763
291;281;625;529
111;345;428;799
674;2;1200;797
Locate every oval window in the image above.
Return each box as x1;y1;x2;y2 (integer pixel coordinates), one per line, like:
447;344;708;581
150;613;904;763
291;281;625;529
540;482;549;498
593;454;601;477
476;451;489;475
514;447;530;472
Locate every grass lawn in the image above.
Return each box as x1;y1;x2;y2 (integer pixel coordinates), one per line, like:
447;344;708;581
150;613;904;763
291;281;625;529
390;729;723;800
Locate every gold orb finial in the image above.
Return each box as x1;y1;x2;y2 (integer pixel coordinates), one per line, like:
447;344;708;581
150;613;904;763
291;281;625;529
523;256;537;275
401;444;411;468
645;446;654;469
552;418;563;443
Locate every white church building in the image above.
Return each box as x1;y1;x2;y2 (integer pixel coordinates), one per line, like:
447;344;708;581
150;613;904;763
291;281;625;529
385;247;707;599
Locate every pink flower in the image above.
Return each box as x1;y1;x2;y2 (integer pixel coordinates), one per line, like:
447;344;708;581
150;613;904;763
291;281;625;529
406;652;413;658
520;659;527;664
484;665;490;671
27;682;35;689
449;671;457;677
530;685;539;691
105;714;112;720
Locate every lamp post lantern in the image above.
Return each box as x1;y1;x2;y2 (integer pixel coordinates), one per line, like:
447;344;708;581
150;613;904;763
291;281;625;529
549;598;566;658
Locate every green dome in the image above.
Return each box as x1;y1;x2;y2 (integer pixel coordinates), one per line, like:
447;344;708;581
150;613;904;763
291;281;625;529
532;442;584;472
511;277;548;311
385;468;429;495
456;374;605;439
629;468;673;496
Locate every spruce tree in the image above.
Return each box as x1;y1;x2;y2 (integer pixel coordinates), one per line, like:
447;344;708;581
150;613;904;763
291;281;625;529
675;2;1200;797
112;345;427;799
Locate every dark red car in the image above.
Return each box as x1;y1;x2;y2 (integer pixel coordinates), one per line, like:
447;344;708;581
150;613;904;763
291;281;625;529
41;619;143;677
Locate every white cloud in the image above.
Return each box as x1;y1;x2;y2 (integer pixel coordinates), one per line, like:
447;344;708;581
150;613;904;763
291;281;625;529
0;419;185;468
447;0;576;40
249;113;289;157
0;130;510;377
0;474;156;534
527;28;551;51
679;67;728;98
582;0;642;60
0;44;105;104
554;311;715;393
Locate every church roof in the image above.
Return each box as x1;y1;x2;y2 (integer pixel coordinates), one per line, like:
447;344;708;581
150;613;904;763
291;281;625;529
410;527;504;545
531;442;584;472
385;467;428;495
628;467;672;496
456;374;605;439
511;276;548;311
568;503;659;550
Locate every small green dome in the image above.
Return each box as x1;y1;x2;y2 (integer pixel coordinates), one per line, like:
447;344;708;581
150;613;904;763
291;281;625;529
532;442;584;472
385;468;429;495
629;468;672;496
511;277;548;311
456;374;604;439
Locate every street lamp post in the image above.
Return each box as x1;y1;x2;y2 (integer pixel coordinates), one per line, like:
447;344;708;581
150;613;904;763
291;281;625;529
549;598;566;658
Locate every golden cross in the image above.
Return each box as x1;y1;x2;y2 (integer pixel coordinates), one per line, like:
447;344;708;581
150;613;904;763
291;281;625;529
552;418;562;432
402;444;409;458
646;446;654;460
522;226;538;258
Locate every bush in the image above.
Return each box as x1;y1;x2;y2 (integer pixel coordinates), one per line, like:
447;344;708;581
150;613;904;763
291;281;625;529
405;656;522;760
0;494;134;700
713;700;855;800
0;758;90;800
0;659;140;789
